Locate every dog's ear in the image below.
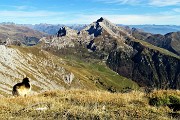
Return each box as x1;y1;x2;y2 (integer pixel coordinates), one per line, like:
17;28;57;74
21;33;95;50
22;77;29;83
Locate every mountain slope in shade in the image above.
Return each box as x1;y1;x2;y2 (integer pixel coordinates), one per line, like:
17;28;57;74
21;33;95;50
131;28;180;55
165;32;180;55
41;17;180;89
0;24;46;46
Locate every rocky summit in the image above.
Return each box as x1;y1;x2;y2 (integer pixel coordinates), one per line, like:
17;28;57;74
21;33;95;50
57;26;78;37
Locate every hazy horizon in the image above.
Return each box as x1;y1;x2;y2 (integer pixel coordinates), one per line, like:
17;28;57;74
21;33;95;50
0;0;180;25
1;21;180;26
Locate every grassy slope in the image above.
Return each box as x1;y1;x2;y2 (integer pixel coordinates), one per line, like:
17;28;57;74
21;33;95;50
62;55;139;92
9;45;138;93
0;89;179;119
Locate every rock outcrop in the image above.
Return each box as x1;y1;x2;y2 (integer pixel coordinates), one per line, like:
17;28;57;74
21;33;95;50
0;45;75;96
57;26;77;37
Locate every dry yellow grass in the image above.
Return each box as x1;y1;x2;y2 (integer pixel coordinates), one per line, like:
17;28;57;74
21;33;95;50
149;90;180;98
0;89;179;119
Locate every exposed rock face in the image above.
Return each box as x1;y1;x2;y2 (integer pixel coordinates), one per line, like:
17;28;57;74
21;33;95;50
41;17;180;89
76;17;132;54
39;26;77;49
57;27;67;37
57;26;77;37
79;17;130;39
63;72;74;85
0;45;78;96
107;41;180;89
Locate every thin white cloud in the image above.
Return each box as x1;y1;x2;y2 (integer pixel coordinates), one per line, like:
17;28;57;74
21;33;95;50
0;5;34;10
0;10;63;17
149;0;180;7
14;6;29;10
0;10;65;24
72;14;180;25
0;9;179;25
0;11;179;25
173;8;180;12
95;0;180;6
96;0;144;5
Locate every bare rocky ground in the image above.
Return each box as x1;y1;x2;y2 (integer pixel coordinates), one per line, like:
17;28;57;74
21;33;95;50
0;45;75;96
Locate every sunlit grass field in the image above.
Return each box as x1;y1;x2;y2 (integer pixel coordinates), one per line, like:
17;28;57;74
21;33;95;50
0;89;179;119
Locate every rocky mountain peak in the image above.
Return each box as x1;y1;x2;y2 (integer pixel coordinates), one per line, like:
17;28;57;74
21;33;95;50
96;17;114;26
57;26;77;37
78;17;131;39
96;17;108;23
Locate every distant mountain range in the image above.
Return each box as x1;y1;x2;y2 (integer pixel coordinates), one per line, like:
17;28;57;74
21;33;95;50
23;24;87;35
1;22;179;35
124;25;180;35
1;22;178;35
25;24;180;35
0;24;46;46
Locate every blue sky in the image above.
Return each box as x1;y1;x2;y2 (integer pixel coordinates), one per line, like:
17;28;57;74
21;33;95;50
0;0;180;25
